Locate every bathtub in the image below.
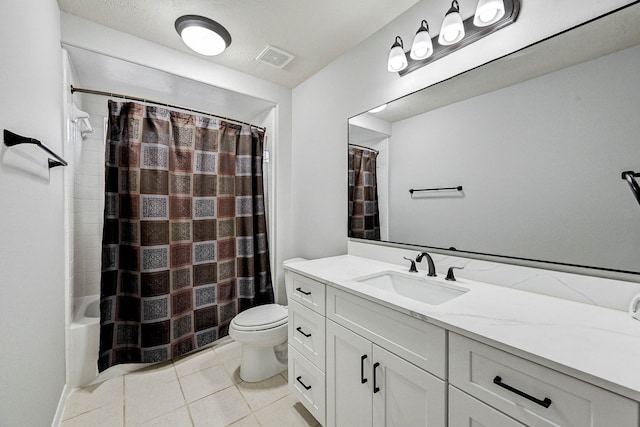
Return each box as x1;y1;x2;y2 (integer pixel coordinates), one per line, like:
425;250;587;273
69;295;100;388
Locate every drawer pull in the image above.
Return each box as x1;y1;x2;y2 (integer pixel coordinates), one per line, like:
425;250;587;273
360;355;368;384
296;376;312;390
373;362;381;393
493;376;552;408
295;287;312;295
296;326;312;337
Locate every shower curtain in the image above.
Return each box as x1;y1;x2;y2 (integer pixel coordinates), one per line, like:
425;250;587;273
348;145;380;240
98;101;273;372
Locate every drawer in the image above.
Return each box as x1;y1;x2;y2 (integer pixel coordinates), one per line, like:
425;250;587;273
288;299;326;370
286;271;326;315
449;333;639;427
289;345;326;426
449;386;526;427
326;286;446;379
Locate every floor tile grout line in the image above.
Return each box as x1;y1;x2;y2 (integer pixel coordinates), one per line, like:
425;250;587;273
121;375;126;427
173;361;196;427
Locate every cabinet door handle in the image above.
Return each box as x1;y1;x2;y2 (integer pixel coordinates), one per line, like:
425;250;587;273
493;376;552;408
373;362;380;393
360;355;368;384
296;376;312;390
295;287;311;295
296;326;312;337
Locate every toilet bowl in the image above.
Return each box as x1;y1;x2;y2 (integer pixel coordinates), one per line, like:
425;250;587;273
228;258;307;382
229;303;288;382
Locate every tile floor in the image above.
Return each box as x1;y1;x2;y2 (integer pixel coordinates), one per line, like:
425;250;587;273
60;339;320;427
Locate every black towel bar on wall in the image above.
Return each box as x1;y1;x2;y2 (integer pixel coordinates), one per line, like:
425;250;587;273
622;171;640;207
3;129;68;168
409;186;463;195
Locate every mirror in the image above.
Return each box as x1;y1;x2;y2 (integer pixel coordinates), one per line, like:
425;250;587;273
348;3;640;274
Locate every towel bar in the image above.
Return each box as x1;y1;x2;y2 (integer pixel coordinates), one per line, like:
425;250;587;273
3;129;67;168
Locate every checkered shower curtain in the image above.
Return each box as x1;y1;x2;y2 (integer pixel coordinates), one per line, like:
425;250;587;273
98;101;273;372
348;146;380;240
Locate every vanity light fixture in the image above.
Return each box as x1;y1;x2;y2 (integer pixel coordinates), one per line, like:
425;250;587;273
438;1;465;46
474;0;506;26
387;36;408;72
175;15;232;56
387;0;520;77
410;20;434;60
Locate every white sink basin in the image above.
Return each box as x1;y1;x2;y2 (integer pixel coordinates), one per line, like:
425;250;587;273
355;271;468;305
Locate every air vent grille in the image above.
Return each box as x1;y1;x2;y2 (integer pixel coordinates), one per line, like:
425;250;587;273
256;45;295;69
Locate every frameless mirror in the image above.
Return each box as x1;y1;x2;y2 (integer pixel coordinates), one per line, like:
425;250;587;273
348;3;640;274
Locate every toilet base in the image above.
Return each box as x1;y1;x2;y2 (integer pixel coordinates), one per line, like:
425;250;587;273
239;342;288;382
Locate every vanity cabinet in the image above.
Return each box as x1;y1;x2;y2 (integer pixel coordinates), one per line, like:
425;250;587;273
325;286;446;427
449;333;639;427
286;263;640;427
326;320;446;426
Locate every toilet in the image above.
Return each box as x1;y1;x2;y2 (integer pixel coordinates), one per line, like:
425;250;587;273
228;258;306;382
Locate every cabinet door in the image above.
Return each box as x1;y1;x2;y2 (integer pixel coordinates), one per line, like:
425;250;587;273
326;320;372;427
372;345;446;427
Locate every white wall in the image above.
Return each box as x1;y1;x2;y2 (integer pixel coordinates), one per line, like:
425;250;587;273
291;0;636;262
0;1;65;425
60;13;294;303
388;44;640;272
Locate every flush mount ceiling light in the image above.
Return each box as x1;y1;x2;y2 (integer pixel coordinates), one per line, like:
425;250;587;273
387;0;520;77
387;36;408;72
175;15;232;56
474;0;506;26
438;1;465;46
410;20;433;60
368;104;388;113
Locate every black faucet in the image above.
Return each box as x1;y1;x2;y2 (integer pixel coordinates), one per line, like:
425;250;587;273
403;257;418;273
415;252;437;277
445;266;464;281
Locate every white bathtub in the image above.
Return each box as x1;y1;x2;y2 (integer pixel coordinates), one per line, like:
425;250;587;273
69;295;100;388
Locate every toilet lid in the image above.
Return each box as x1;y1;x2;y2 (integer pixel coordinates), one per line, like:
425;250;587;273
232;304;288;329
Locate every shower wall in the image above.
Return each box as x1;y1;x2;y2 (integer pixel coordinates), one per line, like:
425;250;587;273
72;94;107;301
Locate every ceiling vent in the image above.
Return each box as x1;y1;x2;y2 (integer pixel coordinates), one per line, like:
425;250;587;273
256;45;295;69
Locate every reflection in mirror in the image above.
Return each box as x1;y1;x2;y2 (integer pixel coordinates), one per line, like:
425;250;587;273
348;3;640;274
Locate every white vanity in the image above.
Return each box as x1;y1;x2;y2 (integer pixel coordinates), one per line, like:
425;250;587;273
284;255;640;427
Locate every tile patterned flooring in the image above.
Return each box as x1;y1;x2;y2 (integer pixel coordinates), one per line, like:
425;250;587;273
60;339;320;427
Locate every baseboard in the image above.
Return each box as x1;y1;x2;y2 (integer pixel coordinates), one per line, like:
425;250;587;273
51;384;71;427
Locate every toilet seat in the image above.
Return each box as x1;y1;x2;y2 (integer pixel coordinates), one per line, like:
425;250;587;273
230;304;287;331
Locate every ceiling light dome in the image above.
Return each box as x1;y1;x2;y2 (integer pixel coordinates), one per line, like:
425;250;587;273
175;15;232;56
368;104;387;113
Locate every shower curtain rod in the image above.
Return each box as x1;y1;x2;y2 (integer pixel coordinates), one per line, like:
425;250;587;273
70;85;266;132
349;143;379;154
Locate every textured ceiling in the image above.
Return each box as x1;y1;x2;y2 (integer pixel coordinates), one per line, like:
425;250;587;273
57;0;421;88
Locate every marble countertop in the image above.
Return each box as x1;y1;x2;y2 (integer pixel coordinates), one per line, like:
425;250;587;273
284;255;640;402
